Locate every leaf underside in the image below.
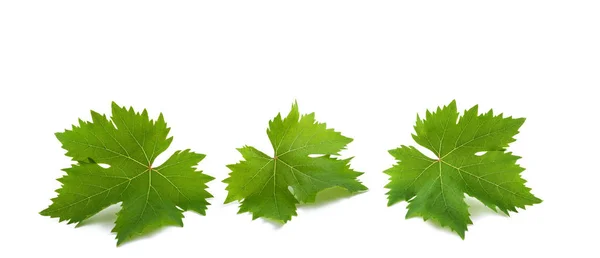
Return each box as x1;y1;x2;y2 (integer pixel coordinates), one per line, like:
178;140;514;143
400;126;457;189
224;102;367;222
385;100;541;238
41;102;213;245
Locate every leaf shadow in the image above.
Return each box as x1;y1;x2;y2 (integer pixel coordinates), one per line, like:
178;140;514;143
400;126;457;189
465;196;509;219
420;219;460;238
298;186;358;210
419;196;509;237
117;225;179;247
76;204;120;230
259;187;363;229
74;203;177;246
260;218;286;230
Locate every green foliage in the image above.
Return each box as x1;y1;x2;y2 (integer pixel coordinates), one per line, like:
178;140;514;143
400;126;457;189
41;102;213;245
224;102;367;222
385;101;541;238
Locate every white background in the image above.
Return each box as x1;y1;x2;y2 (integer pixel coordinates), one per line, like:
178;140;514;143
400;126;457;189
1;1;599;257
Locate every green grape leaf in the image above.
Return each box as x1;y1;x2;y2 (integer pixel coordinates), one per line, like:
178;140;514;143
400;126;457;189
41;102;213;245
385;100;541;238
224;102;367;222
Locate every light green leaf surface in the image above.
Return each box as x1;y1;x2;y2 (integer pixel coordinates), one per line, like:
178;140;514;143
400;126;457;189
41;102;213;245
224;102;367;222
385;101;541;238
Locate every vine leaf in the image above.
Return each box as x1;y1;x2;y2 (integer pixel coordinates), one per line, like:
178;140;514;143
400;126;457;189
385;100;541;238
41;102;213;245
224;102;367;222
